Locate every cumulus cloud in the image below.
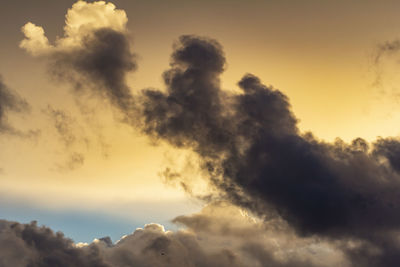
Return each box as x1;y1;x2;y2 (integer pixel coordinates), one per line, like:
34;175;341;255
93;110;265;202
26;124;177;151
20;0;128;54
20;22;52;56
20;0;136;119
0;220;108;267
173;202;349;267
19;1;400;266
0;203;349;267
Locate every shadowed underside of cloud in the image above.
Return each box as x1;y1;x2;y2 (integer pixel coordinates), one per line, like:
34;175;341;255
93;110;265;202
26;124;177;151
18;1;400;266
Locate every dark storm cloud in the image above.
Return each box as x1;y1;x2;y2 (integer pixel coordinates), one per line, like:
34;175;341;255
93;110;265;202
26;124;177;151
50;28;136;119
137;36;400;266
373;137;400;171
0;76;30;134
140;35;232;156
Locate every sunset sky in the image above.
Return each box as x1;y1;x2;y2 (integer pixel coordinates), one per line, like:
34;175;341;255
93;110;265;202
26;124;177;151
2;1;400;266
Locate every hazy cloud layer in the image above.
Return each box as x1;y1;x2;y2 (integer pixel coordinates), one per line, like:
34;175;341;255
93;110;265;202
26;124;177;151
18;1;400;266
44;106;88;171
0;220;108;267
371;39;400;88
374;39;400;65
44;106;79;147
0;76;30;135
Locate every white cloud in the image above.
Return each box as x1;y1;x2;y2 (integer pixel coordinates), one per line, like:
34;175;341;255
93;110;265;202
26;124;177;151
20;0;128;55
19;22;52;56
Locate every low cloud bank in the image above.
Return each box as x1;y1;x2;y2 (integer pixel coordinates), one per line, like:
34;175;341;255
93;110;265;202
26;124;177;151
0;202;348;267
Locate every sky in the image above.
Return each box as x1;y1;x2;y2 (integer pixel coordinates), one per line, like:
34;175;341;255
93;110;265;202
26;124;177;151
2;1;400;266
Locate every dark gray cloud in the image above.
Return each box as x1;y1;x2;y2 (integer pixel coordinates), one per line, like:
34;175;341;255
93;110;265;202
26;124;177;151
50;28;137;120
0;76;30;134
0;220;109;267
141;35;231;157
138;36;400;266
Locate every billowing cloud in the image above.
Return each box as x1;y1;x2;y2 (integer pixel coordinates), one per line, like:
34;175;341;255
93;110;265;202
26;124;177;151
20;0;128;54
0;203;349;267
19;1;400;266
141;36;400;266
20;0;136;118
0;220;108;267
173;202;348;267
20;22;52;56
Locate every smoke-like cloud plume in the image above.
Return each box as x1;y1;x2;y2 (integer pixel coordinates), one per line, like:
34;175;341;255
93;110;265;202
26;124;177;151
0;76;30;135
141;36;400;266
21;0;136;120
44;106;88;171
374;40;400;65
19;1;400;266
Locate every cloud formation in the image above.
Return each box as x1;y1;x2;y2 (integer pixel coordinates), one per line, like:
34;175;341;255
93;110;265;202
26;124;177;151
19;1;400;266
21;0;136;118
0;76;30;134
44;106;79;147
0;220;107;267
20;0;128;55
0;203;348;267
44;106;88;171
141;36;400;266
